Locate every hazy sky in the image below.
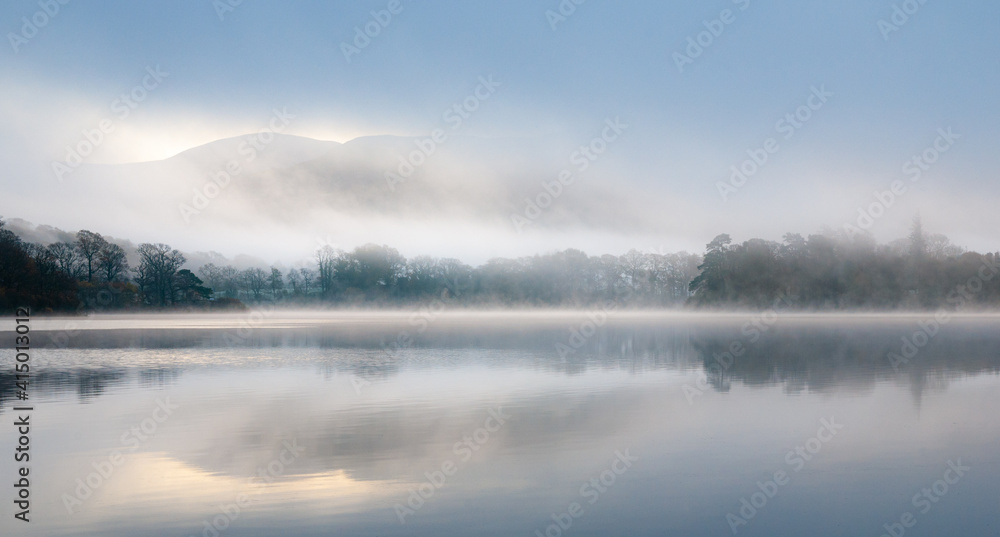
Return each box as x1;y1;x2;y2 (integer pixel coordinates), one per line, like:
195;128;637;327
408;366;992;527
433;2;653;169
2;0;998;265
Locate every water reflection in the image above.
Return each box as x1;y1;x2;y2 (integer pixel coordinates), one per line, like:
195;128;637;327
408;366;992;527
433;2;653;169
0;368;130;406
4;314;999;409
0;313;997;536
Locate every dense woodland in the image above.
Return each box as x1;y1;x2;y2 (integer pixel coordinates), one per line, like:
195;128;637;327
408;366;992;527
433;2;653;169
1;217;998;314
689;221;1000;309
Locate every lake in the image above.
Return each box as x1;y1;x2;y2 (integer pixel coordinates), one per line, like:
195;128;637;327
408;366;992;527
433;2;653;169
2;311;999;536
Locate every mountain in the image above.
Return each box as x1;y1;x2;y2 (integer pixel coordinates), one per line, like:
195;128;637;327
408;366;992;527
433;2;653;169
1;132;684;263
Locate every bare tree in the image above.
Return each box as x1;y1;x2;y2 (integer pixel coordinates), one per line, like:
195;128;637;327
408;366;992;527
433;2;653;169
76;230;108;282
619;249;649;295
199;263;221;290
286;269;301;295
219;265;240;298
48;242;82;279
241;267;267;301
316;245;341;296
98;243;129;282
925;233;964;259
136;243;186;306
269;267;284;299
299;267;315;294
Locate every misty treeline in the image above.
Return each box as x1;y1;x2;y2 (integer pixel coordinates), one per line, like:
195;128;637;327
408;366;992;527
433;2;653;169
0;218;701;312
689;219;1000;309
2;217;999;314
0;219;219;313
198;245;703;307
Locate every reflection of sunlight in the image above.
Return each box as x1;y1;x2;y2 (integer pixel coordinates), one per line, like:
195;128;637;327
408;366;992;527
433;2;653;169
77;453;407;523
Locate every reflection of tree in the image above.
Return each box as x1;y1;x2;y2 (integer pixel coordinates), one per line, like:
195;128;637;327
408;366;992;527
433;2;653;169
689;321;1000;402
10;319;1000;412
139;368;182;388
76;369;126;401
0;372;16;412
0;367;186;412
314;351;400;382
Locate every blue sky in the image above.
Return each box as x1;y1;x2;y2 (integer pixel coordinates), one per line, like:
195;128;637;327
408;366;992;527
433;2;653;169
2;0;998;262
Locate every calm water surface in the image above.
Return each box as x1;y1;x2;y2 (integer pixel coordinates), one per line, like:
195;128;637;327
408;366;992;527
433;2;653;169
1;312;998;536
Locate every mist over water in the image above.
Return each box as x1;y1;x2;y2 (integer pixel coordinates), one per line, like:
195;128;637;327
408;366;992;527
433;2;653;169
1;312;998;536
